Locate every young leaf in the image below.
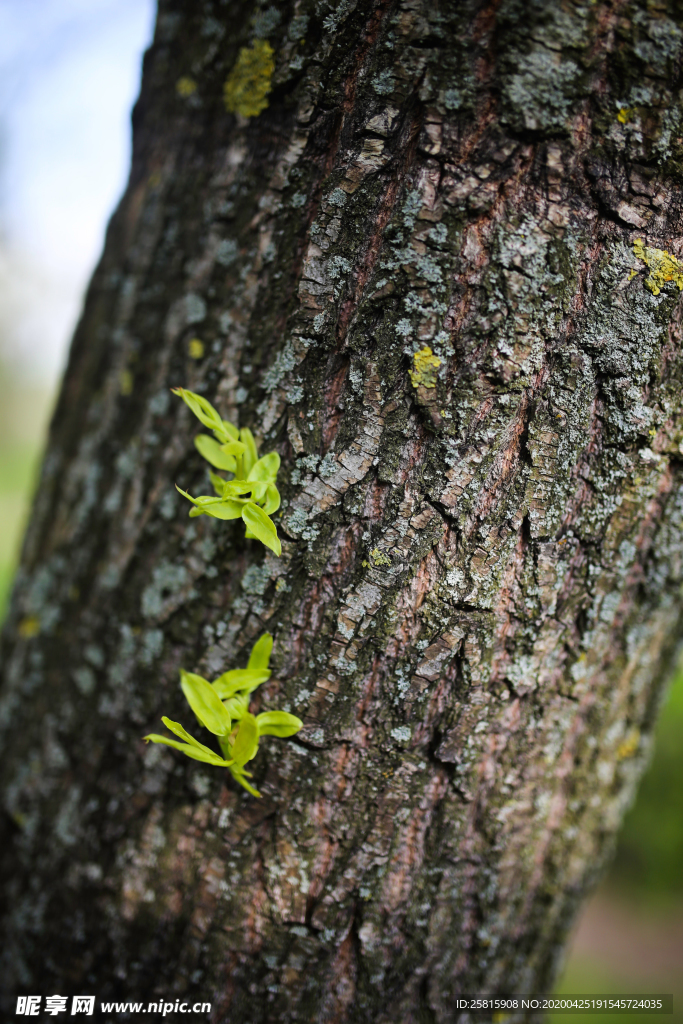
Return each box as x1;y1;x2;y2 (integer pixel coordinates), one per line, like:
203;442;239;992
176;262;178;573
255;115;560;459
229;767;262;798
240;427;258;476
209;471;229;497
189;504;244;520
223;694;250;720
256;711;303;737
172;387;224;434
195;434;239;471
212;668;270;699
203;500;249;521
161;716;211;749
177;486;246;520
248;633;273;673
180;670;233;736
261;483;281;516
231;711;259;765
242;502;281;556
221;419;240;442
176;486;240;515
144;734;232;766
233;671;270;695
223;480;254;497
248;452;281;482
220;440;248;456
176;485;214;507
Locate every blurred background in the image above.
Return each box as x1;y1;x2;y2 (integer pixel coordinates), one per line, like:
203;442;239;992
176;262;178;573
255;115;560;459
0;1;680;1017
0;0;155;605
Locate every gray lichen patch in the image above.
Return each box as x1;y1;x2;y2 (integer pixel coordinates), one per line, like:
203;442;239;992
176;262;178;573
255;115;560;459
140;561;190;619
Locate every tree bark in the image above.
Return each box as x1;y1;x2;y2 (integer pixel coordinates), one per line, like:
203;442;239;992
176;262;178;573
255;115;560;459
2;0;683;1019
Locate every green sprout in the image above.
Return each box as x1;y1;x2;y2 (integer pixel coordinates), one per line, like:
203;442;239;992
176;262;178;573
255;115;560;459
172;387;282;555
144;633;302;797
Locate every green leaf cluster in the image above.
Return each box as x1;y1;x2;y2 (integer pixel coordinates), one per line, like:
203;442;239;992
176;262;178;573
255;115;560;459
172;387;282;555
144;633;302;797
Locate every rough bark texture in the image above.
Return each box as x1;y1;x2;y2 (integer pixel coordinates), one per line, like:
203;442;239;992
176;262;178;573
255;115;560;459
2;0;683;1019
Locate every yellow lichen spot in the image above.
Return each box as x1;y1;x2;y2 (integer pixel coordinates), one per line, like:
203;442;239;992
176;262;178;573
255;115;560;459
617;106;634;124
188;338;205;359
148;171;162;188
370;548;391;567
224;40;275;118
409;346;442;389
176;76;197;98
633;238;683;295
617;728;640;761
18;616;40;639
119;370;134;396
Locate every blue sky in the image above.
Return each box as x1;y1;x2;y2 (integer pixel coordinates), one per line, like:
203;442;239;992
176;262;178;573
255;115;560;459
0;0;156;383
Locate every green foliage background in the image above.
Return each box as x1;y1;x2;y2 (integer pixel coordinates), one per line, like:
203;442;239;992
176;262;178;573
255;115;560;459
613;673;683;905
0;368;51;621
556;670;683;1023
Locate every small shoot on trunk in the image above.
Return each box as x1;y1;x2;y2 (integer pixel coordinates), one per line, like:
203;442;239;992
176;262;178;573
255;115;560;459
172;387;282;556
144;633;302;797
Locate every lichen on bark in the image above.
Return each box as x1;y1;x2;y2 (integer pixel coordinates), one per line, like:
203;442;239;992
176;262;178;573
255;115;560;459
2;0;683;1020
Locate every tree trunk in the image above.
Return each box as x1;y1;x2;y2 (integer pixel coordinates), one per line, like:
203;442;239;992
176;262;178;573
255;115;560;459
2;0;683;1018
